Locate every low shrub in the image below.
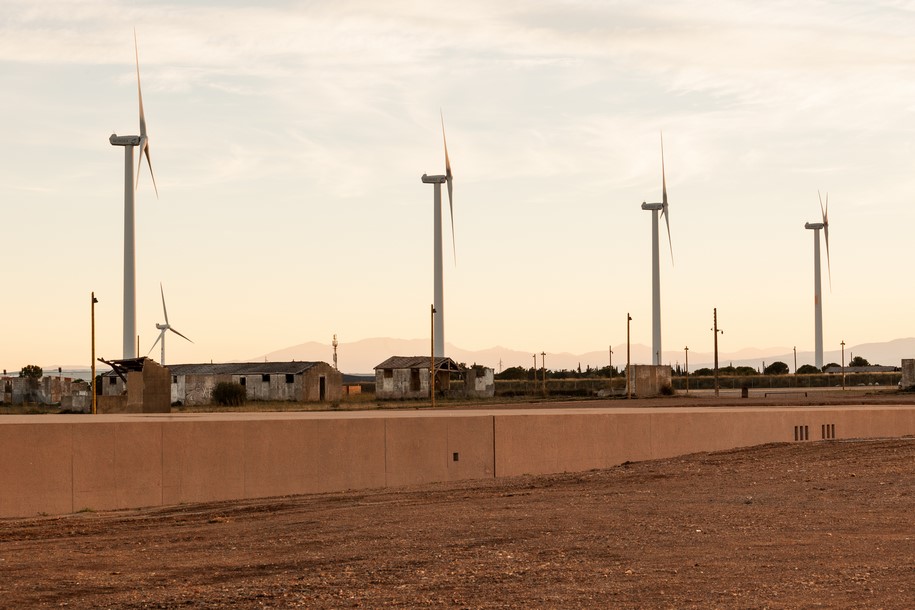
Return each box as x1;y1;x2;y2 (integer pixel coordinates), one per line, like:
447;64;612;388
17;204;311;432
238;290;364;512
212;382;247;406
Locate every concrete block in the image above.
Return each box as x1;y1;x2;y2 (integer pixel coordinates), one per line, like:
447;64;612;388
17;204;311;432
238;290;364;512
162;421;246;505
72;421;163;511
0;424;72;517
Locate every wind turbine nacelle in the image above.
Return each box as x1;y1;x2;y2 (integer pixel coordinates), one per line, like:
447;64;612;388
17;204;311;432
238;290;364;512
641;202;664;211
805;222;824;230
421;174;447;184
110;134;141;146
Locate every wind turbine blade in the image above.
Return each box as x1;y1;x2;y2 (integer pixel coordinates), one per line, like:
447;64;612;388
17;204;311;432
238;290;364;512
143;141;159;197
160;282;169;325
135;30;146;138
441;110;455;263
660;131;672;264
663;206;673;265
822;193;831;289
135;138;159;198
147;330;163;355
168;327;194;344
133;31;159;199
660;131;667;207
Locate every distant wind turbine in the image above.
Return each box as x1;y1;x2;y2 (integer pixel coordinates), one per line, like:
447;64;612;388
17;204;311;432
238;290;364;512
109;30;159;359
805;192;831;369
148;283;192;366
640;133;673;365
421;111;455;358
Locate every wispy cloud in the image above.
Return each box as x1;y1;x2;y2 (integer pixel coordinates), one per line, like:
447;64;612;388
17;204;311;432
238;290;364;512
2;1;915;365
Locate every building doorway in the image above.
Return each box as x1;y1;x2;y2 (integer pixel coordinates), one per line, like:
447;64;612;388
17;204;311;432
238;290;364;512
319;376;326;402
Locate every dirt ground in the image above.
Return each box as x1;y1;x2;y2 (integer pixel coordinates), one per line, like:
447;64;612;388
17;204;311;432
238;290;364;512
1;435;912;609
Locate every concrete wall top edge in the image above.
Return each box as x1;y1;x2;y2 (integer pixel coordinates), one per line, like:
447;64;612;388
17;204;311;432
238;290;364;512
2;404;915;425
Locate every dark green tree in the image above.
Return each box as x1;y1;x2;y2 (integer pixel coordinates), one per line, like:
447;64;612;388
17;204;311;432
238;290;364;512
19;365;43;380
18;364;43;403
596;365;620;378
823;362;840;372
764;361;790;375
734;366;758;376
495;366;529;381
212;382;246;406
796;364;820;374
850;356;871;367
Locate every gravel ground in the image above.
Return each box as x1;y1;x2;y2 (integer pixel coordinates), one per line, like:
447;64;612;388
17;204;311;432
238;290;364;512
1;435;913;608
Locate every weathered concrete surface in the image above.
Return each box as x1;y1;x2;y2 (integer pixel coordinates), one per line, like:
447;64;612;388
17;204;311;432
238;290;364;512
174;362;343;406
464;367;495;398
1;405;914;518
629;364;672;397
98;360;170;414
902;359;915;389
0;376;89;409
376;367;434;400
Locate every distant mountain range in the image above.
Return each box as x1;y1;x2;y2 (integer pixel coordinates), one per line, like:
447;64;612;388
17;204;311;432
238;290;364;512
260;337;915;375
29;337;914;380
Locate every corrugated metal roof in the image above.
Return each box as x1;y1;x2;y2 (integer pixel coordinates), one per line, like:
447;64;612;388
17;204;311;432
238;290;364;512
374;356;463;372
99;357;156;377
167;362;325;376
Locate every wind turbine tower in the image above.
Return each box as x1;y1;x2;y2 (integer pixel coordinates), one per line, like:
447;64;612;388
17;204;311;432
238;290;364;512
805;192;831;369
421;112;455;358
109;31;158;359
640;133;673;365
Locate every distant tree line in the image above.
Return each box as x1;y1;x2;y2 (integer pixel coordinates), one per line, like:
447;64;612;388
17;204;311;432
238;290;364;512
496;355;880;381
496;364;622;381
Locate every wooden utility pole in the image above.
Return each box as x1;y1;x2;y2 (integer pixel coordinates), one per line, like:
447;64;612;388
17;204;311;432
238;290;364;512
91;292;98;415
532;354;536;395
841;340;846;390
540;352;547;396
609;346;613;393
712;308;723;397
430;305;436;408
684;345;689;394
627;313;632;399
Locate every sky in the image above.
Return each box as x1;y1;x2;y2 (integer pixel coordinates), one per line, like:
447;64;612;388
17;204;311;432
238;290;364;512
2;0;915;373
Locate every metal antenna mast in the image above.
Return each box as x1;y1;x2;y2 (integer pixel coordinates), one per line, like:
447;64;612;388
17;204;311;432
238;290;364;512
332;334;338;371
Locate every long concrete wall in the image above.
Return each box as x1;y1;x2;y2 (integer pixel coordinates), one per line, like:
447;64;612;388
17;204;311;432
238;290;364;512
1;405;913;518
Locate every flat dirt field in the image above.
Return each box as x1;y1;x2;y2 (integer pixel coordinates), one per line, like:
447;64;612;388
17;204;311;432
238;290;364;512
1;433;913;608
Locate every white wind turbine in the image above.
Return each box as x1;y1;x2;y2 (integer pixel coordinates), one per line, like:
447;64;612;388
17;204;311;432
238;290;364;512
109;31;158;359
640;133;673;365
148;283;192;366
421;112;455;358
805;192;831;369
